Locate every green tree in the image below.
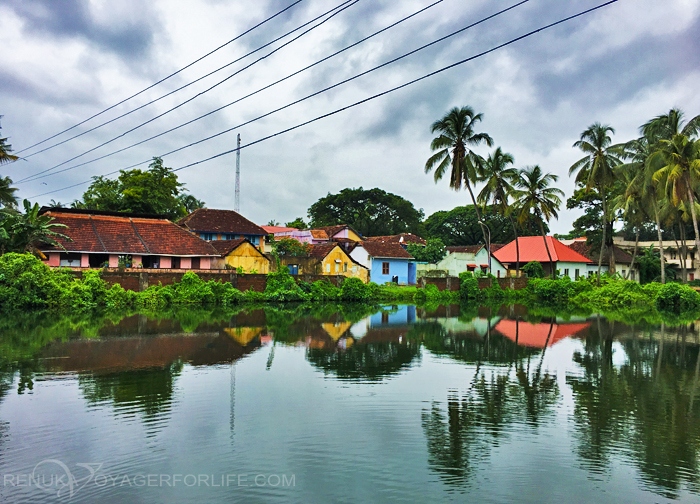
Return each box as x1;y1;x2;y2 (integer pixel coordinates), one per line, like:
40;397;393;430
0;200;70;256
512;166;564;274
178;194;205;214
308;187;424;237
569;123;622;282
477;147;521;273
0;176;17;209
274;237;313;257
76;157;198;220
424;106;493;246
0;135;18;166
285;217;307;230
406;238;446;263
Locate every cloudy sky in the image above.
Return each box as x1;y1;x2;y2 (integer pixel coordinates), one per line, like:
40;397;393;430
2;0;699;233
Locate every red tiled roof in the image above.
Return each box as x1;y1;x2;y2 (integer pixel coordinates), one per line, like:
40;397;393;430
567;241;634;265
364;233;426;245
313;224;363;240
209;238;248;257
360;241;414;259
446;245;483;254
262;226;297;234
309;243;339;259
310;229;329;240
491;243;505;252
178;208;267;235
493;236;592;264
41;211;218;256
495;320;591;348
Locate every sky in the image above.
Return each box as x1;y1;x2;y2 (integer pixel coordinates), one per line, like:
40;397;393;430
2;0;699;234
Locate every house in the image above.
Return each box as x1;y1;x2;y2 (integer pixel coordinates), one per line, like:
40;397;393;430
613;236;697;280
417;244;508;278
364;233;426;247
565;240;641;282
313;225;363;242
277;243;369;282
38;208;219;269
263;226;330;245
209;238;270;273
493;236;592;279
178;208;268;252
349;242;416;285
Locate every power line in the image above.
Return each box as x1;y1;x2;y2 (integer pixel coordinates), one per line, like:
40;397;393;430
29;0;621;200
17;0;352;162
13;0;304;156
22;0;512;185
16;0;358;183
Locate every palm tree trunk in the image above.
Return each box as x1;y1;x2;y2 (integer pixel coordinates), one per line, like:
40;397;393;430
509;215;520;276
626;227;639;281
686;185;700;280
539;220;554;277
465;182;490;248
675;225;687;283
654;200;665;284
597;187;607;286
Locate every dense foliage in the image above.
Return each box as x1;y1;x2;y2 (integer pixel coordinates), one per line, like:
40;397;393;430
406;238;447;263
0;200;70;255
273;237;313;257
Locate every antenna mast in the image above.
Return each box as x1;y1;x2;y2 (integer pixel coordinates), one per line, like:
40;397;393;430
234;133;241;213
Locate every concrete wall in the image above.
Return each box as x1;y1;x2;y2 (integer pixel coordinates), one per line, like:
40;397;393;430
419;276;529;292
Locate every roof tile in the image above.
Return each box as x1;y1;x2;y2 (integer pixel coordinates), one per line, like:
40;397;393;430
178;208;267;235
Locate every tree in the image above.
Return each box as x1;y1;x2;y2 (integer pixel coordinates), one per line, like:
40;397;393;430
406;238;447;263
569;123;622;282
75;157;199;220
0;136;18;166
0;200;70;256
424;205;544;246
274;237;313;257
267;220;280;226
308;187;424;237
512;166;564;274
477;147;521;273
424;106;493;246
178;194;205;214
285;217;307;230
0;176;17;209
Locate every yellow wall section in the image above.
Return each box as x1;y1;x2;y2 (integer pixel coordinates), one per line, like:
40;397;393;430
224;242;270;273
321;246;369;283
347;230;362;242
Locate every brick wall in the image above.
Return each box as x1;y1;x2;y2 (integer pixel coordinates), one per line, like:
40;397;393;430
421;276;529;292
62;268;346;292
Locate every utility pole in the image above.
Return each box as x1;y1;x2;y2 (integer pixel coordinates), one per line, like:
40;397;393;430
234;133;241;213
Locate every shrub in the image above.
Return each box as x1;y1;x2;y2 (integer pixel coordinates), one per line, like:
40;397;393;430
340;277;370;301
459;271;479;301
209;281;243;306
308;280;340;301
522;261;544;279
264;269;308;302
655;283;700;312
172;271;215;304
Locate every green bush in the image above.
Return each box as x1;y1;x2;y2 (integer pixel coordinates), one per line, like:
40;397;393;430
655;283;700;312
340;277;370;301
172;271;215;304
209;281;243;306
459;271;479;301
522;261;544;279
308;280;340;301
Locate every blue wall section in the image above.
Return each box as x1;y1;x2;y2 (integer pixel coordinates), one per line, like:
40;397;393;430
408;263;417;284
370;259;410;284
370;305;416;327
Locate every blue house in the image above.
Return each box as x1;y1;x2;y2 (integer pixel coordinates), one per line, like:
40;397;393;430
349;242;416;285
178;208;268;252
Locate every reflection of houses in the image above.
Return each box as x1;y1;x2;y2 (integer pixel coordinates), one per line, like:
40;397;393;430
179;208;268;252
39;208;219;269
210;238;270;273
562;239;641;281
350;242;416;284
494;320;591;348
417;244;508;278
494;236;592;279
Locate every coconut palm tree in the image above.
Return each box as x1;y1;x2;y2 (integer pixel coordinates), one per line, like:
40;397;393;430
0;137;18;165
642;108;700;141
477;147;521;274
425;106;493;246
0;199;70;256
511;166;564;276
651;134;700;268
569;123;622;283
0;176;17;208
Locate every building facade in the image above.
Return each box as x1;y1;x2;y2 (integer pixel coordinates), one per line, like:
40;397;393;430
179;208;268;252
349;242;416;285
493;236;592;280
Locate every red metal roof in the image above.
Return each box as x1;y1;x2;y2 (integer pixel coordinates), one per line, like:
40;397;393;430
495;320;591;348
41;211;218;256
493;236;592;264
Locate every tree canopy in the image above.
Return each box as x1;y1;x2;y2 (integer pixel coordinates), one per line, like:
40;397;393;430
74;157;203;220
308;187;424;237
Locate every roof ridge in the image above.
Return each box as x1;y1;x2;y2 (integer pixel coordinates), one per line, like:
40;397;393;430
129;218;151;254
89;216;108;252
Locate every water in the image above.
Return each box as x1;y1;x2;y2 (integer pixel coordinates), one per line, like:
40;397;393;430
1;304;699;503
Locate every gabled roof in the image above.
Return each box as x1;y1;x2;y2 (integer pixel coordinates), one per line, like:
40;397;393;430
178;208;267;236
313;224;363;240
40;211;218;256
262;226;297;234
310;229;329;240
309;243;340;259
209;238;267;258
364;233;426;245
495;320;591;348
493;236;592;264
359;241;414;259
567;241;635;265
446;245;484;254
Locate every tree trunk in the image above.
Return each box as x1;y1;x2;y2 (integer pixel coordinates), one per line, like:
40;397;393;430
510;215;520;276
686;185;700;281
676;225;687;283
597;187;607;286
465;182;490;251
680;223;688;283
539;220;554;277
654;200;666;284
626;227;639;281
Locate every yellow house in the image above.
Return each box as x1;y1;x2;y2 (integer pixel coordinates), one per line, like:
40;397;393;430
310;243;369;283
211;239;270;273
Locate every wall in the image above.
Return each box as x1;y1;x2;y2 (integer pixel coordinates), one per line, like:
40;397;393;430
224;242;271;273
274;256;323;275
417;249;507;278
371;259;409;285
556;261;588;280
62;268;346;292
420;276;529;292
320;246;369;283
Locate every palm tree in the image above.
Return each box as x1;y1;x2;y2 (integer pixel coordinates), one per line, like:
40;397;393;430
651;134;700;268
477;147;521;275
0;200;70;256
178;194;205;215
511;166;564;276
0;176;17;208
569;123;622;283
642;108;700;141
425;106;494;246
0;137;18;165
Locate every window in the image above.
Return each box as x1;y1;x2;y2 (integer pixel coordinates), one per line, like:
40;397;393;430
497;270;501;278
564;268;569;277
335;262;339;273
343;262;348;272
200;233;214;241
575;269;580;280
631;270;636;281
326;263;331;273
382;262;390;275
